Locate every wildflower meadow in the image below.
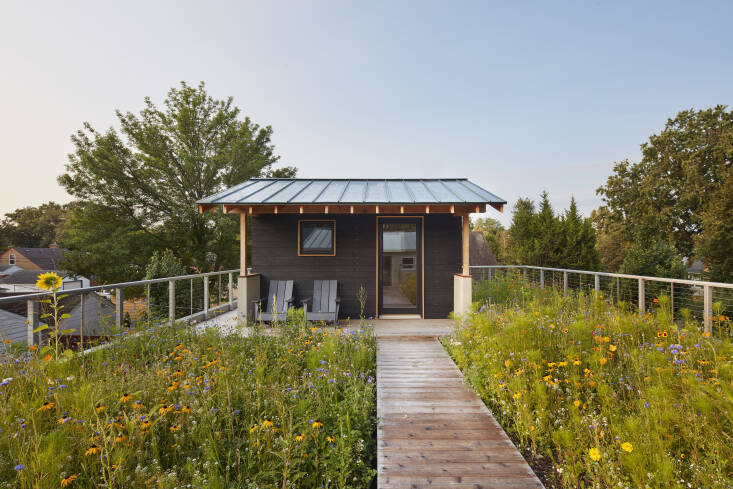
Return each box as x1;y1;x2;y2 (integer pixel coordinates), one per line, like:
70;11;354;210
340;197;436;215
0;315;376;488
445;276;732;489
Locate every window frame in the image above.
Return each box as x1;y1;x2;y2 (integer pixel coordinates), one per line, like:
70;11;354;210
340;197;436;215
297;219;336;256
8;253;15;265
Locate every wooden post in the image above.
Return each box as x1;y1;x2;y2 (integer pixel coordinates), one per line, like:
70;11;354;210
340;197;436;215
703;285;712;334
594;274;600;297
26;299;39;346
228;272;234;309
539;269;544;288
169;280;176;324
203;275;209;319
115;288;123;328
461;214;470;275
638;279;645;313
240;213;247;274
563;271;568;296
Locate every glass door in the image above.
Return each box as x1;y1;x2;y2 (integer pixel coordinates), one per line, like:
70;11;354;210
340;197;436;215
379;218;421;315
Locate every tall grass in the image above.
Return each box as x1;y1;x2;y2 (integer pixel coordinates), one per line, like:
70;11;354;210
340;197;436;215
0;319;376;488
445;276;732;489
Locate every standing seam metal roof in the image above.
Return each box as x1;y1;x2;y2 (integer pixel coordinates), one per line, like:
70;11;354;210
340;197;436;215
198;179;505;205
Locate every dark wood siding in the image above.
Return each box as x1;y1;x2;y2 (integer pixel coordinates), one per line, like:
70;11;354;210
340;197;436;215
423;214;461;318
250;213;461;319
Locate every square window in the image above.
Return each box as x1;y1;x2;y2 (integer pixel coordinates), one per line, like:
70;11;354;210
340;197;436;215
299;220;335;256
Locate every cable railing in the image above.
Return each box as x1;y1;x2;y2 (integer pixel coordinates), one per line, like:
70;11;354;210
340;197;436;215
0;269;239;352
469;265;733;335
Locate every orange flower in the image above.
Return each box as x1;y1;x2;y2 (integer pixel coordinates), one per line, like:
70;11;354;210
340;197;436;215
119;393;132;403
37;402;55;412
61;474;78;487
84;445;102;456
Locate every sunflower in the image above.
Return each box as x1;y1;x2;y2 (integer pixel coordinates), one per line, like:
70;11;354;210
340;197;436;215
36;272;63;291
60;474;78;487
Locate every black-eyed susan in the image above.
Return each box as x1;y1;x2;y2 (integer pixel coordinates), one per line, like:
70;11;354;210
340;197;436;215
84;445;102;456
170;425;180;432
262;420;274;428
249;424;258;434
326;436;335;443
37;402;55;412
95;404;106;413
60;474;78;487
119;393;132;403
295;434;305;442
311;420;324;429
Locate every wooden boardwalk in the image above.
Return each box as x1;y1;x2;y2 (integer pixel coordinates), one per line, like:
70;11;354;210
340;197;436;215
377;334;544;489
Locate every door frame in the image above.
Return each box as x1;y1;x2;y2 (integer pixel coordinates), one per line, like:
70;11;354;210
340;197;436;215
376;216;424;317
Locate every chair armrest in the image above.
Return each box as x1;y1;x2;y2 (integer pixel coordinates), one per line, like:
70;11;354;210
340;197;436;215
301;296;313;303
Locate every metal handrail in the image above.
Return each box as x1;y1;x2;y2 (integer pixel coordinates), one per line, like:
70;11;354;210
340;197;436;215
0;269;240;303
468;265;733;289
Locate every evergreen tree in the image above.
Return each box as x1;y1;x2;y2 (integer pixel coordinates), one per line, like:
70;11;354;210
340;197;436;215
561;197;601;270
507;198;537;264
533;191;561;267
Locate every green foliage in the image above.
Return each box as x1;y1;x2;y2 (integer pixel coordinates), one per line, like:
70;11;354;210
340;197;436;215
399;272;417;305
0;320;376;488
619;216;686;279
57;81;296;282
695;167;733;282
144;249;188;280
472;217;507;263
447;276;733;489
507;192;600;270
590;207;631;272
0;201;75;248
597;105;733;278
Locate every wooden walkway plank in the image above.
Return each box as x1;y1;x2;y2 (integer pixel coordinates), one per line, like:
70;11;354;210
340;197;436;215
377;335;544;489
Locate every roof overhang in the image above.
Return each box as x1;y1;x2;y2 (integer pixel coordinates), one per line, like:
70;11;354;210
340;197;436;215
197;178;505;215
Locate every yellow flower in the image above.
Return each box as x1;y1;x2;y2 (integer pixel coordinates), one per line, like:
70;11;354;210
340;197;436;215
311;421;324;429
621;442;633;453
558;361;568;367
170;425;180;432
36;272;63;291
295;434;305;442
262;420;274;428
599;357;608;365
29;345;38;351
573;400;581;407
608;345;617;352
588;448;601;461
249;425;258;434
119;393;132;403
140;421;152;430
504;360;511;367
513;392;522;400
115;435;126;443
61;475;78;487
3;339;11;345
84;445;102;456
326;436;335;443
37;402;55;412
573;359;582;366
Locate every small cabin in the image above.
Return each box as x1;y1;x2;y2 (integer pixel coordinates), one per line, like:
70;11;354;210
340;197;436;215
198;178;505;320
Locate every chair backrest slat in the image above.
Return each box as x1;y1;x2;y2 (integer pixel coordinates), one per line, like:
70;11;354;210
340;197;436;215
266;281;278;314
327;280;337;312
282;281;293;314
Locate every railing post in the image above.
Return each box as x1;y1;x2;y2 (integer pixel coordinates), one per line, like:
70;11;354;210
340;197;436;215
563;271;568;296
115;288;124;328
26;299;39;346
670;283;674;320
203;275;209;319
638;278;645;313
594;274;600;297
228;272;234;309
218;274;222;306
616;276;620;303
703;285;712;334
169;280;176;324
539;269;544;288
146;283;151;318
523;267;527;282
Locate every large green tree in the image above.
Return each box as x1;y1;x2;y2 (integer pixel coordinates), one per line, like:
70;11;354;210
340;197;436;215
0;202;75;249
58;82;296;283
560;197;601;270
597;105;732;279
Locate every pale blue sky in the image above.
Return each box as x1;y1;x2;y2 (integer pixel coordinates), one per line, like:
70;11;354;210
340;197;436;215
1;1;731;226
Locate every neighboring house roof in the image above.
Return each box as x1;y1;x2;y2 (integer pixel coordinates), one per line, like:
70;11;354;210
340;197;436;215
469;231;498;267
0;269;69;285
0;308;28;347
198;178;506;206
9;247;67;269
0;265;22;275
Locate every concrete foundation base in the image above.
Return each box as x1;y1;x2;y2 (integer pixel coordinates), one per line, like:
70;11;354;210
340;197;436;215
237;274;261;324
453;274;472;317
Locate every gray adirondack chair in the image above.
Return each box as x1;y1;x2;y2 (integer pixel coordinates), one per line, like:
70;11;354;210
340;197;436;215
303;280;340;322
252;280;295;322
